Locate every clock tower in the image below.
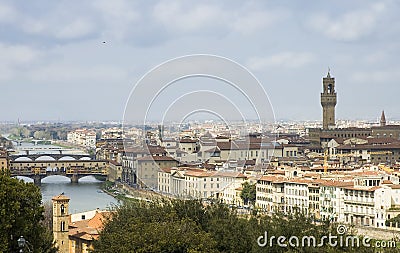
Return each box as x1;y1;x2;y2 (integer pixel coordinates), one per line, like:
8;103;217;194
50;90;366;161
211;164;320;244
321;71;337;130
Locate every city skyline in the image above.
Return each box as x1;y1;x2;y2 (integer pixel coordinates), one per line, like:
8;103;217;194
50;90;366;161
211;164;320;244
1;1;399;122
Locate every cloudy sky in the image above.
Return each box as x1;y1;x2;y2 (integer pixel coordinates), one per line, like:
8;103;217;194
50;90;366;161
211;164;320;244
1;0;399;123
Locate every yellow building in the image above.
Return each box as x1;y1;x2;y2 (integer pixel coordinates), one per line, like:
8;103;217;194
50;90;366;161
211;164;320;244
52;194;111;253
69;211;110;253
52;194;70;253
108;160;122;182
0;150;9;173
136;155;178;189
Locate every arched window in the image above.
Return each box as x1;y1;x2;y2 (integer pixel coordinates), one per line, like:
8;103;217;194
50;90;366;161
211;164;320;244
60;204;65;215
61;221;65;231
327;84;333;93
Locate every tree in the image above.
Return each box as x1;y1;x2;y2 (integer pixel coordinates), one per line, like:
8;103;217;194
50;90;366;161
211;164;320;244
33;130;51;140
0;174;57;253
240;181;256;206
21;127;31;138
93;199;217;253
386;214;400;227
42;201;53;232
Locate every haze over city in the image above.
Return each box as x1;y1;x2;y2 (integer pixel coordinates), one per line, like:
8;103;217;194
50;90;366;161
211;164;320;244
4;2;400;252
1;0;399;122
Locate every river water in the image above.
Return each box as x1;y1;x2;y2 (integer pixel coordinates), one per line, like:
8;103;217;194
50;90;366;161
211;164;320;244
11;140;118;213
19;175;118;214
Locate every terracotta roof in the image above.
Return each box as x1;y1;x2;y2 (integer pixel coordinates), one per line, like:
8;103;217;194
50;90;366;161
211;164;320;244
124;145;166;154
216;140;277;150
350;171;384;176
268;170;286;175
136;155;178;162
184;171;214;177
0;149;7;158
160;167;174;173
109;160;121;166
382;180;393;184
215;171;246;178
317;180;353;187
259;175;287;183
52;194;70;201
69;211;111;242
286;178;314;185
342;186;381;192
184;170;246;178
217;141;239;150
201;146;220;153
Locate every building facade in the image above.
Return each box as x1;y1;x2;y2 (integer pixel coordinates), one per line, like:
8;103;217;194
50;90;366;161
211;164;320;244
52;194;70;253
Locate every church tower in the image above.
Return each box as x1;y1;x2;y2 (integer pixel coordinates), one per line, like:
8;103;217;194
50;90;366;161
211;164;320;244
321;71;337;130
380;110;386;127
52;194;70;253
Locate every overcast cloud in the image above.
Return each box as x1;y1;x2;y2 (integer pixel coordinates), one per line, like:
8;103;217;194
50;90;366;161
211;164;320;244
0;0;399;122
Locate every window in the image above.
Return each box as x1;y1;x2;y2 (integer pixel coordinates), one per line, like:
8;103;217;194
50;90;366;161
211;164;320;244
327;84;332;93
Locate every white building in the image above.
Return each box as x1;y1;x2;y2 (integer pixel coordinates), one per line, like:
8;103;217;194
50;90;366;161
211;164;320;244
255;167;400;229
67;129;96;149
158;167;247;199
101;128;123;139
284;179;310;215
318;180;352;223
256;175;286;213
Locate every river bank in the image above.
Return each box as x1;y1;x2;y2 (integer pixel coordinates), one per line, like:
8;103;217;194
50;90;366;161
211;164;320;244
100;181;169;204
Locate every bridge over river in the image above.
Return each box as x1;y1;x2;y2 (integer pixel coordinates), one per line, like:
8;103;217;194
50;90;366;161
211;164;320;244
9;153;109;185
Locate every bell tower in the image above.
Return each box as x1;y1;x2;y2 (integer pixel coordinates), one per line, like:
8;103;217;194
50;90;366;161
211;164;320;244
380;110;386;127
321;71;337;130
52;194;70;253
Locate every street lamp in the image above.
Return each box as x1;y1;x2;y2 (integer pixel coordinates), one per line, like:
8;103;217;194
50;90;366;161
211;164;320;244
17;236;31;253
17;236;26;252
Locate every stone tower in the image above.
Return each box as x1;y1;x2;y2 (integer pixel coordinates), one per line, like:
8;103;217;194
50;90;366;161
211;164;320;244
380;110;386;127
321;71;337;130
52;194;70;253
